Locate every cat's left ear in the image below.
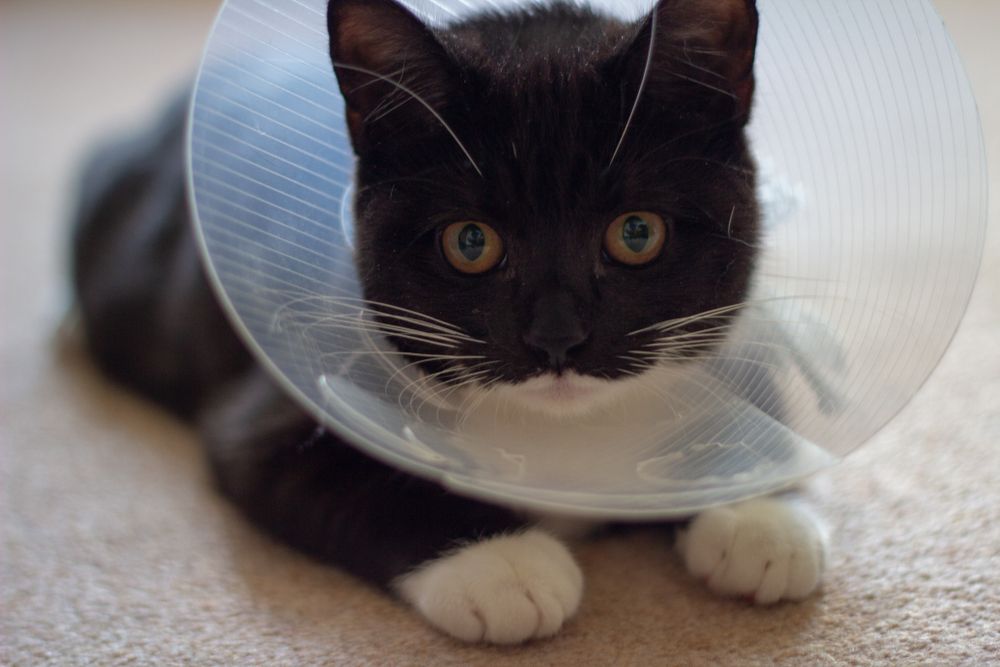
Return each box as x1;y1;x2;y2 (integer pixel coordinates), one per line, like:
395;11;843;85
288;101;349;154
623;0;759;121
328;0;456;152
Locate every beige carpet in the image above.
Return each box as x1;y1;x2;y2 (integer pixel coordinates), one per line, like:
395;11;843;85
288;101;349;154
2;1;998;664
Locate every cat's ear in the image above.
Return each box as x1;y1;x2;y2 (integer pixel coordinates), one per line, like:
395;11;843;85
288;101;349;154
328;0;456;151
624;0;759;120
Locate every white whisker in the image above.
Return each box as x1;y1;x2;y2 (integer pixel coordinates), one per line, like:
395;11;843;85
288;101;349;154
332;61;483;177
280;294;472;333
608;10;657;169
627;295;820;337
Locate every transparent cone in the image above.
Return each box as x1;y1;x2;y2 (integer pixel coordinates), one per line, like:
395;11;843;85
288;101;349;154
188;0;988;517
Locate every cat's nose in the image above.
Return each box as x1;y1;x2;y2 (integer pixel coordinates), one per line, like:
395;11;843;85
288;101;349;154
523;290;590;372
523;329;589;371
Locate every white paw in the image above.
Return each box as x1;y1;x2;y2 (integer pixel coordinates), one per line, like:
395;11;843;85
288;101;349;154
678;497;828;604
394;529;583;644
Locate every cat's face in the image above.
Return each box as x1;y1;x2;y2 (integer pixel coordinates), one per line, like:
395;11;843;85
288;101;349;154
328;0;760;415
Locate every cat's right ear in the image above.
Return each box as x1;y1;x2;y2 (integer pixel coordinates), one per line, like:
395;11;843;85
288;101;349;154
328;0;456;152
621;0;759;122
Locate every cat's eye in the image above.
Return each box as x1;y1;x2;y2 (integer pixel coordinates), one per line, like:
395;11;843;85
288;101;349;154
441;222;505;274
604;212;667;266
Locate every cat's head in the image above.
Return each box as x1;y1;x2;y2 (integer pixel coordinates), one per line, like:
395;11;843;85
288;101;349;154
328;0;761;416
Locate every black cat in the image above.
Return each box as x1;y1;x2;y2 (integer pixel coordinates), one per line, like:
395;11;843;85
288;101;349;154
72;0;826;644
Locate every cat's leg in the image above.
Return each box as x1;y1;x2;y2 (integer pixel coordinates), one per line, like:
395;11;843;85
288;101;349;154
676;495;828;604
199;370;583;644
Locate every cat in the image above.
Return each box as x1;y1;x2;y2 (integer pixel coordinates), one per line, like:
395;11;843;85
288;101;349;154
71;0;827;644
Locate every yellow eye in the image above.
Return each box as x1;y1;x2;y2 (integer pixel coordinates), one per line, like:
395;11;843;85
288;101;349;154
441;222;505;274
604;212;667;265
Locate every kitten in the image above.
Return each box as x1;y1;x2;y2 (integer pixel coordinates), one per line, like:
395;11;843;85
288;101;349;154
71;0;827;644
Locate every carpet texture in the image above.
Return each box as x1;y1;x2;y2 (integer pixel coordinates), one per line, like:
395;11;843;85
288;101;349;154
2;1;998;664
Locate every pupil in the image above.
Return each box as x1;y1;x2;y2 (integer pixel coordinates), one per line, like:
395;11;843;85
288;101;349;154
622;216;650;253
458;224;486;261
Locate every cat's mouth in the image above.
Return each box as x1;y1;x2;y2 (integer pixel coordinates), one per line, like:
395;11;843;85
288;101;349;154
491;371;629;418
518;372;604;401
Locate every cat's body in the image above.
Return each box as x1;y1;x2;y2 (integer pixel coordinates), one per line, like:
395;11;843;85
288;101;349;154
72;0;827;643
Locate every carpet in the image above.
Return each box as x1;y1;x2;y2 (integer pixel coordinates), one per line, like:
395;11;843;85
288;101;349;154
2;1;998;664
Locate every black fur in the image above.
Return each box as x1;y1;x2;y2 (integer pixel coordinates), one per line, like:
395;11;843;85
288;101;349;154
72;0;760;590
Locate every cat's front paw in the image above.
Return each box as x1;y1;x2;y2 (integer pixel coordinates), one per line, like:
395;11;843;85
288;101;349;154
678;497;827;604
395;529;583;644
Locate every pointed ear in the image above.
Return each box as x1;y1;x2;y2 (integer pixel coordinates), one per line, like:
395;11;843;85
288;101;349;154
624;0;759;120
327;0;456;151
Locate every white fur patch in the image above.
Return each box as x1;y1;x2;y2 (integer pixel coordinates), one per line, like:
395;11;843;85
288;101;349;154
677;496;828;604
394;529;583;644
490;371;643;419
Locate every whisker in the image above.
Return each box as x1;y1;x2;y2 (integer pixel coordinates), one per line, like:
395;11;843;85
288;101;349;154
386;355;486;396
433;371;494;412
456;377;505;430
279;295;476;336
627;302;749;337
281;311;474;345
618;354;652;368
711;232;759;249
332;61;483;177
357;311;483;342
395;356;502;415
663;67;737;99
645;343;728;356
286;320;462;350
409;368;495;415
608;9;657;169
318;318;470;345
636;351;781;372
319;350;485;361
398;365;465;411
675;47;728;81
627;295;823;337
645;324;736;342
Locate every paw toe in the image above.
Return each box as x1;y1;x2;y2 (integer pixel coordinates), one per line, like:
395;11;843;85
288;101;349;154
477;588;542;644
753;558;791;604
785;548;823;600
411;584;485;643
526;587;566;638
683;498;827;604
681;506;738;579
